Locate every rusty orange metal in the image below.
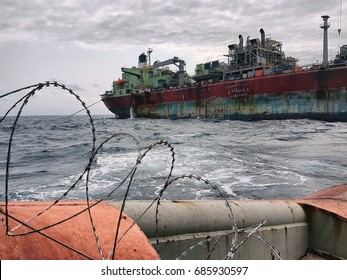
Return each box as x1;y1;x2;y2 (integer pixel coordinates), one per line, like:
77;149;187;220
295;184;347;220
0;201;159;260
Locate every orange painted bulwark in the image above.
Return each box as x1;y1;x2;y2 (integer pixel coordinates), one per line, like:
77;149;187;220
296;184;347;220
0;201;159;260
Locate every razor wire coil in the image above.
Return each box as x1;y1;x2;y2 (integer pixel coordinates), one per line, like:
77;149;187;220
0;82;281;260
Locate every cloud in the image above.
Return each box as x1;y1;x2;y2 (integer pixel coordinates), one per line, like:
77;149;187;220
2;0;344;52
1;0;345;64
66;83;84;92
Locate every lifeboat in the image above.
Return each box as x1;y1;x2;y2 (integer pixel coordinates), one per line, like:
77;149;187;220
116;79;127;85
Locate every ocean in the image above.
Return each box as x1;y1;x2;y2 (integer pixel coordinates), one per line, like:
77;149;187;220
1;115;347;202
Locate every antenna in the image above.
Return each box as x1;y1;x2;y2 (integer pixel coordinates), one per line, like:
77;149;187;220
147;47;153;66
338;0;342;49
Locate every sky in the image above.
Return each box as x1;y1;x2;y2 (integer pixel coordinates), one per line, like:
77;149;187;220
0;0;346;116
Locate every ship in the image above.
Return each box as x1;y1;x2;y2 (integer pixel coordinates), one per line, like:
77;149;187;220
101;16;347;120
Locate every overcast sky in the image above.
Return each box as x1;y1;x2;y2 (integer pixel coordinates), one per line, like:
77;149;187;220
1;0;346;116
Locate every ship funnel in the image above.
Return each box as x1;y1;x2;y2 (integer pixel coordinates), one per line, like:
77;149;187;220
239;34;243;49
320;15;330;66
138;53;147;68
260;28;265;47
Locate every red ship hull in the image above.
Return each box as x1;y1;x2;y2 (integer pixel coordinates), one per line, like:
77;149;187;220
102;66;347;120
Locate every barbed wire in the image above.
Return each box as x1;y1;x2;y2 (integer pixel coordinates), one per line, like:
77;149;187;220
0;82;282;260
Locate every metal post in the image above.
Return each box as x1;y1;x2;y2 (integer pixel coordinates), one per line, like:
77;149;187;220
321;15;330;66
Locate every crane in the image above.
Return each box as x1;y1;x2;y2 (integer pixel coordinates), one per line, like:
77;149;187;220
153;57;186;86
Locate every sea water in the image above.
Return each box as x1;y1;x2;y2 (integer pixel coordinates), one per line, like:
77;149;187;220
1;115;347;201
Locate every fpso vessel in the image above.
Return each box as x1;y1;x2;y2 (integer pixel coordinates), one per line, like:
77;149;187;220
101;17;347;120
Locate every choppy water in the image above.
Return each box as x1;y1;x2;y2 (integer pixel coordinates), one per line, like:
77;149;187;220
1;115;347;201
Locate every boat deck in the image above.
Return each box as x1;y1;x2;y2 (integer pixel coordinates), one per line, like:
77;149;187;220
1;185;346;260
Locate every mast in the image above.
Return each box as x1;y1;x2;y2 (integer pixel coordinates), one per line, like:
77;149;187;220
338;0;342;50
147;48;153;66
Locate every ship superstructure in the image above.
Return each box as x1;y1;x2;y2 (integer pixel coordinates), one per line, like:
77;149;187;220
193;28;298;83
107;49;190;96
